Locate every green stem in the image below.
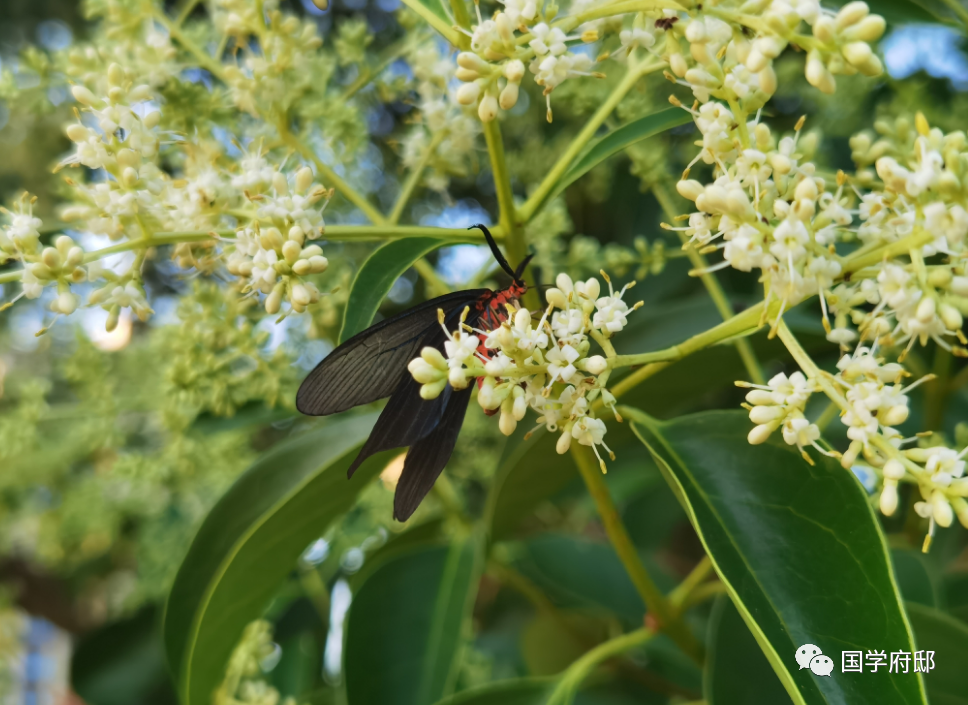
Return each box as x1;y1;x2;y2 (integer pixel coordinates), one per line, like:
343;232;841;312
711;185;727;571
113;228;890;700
546;627;655;705
174;0;202;25
519;60;662;223
652;182;765;384
668;556;713;611
390;131;446;224
399;0;465;47
0;227;493;286
726;96;750;149
571;445;704;666
342;33;421;100
611;302;766;370
414;259;451;297
483;120;517;238
153;7;230;83
277;125;388;226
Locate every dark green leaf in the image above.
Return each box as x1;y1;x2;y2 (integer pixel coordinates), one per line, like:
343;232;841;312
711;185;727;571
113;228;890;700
628;409;928;705
891;549;938;608
515;534;650;623
164;412;385;705
906;602;968;705
869;0;945;25
345;536;484;705
339;237;447;344
705;595;792;705
431;678;553;705
537;108;692;215
72;608;176;705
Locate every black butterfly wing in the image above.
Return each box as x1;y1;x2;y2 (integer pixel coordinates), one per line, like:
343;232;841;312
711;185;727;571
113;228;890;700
344;302;480;478
296;289;487;416
393;385;473;522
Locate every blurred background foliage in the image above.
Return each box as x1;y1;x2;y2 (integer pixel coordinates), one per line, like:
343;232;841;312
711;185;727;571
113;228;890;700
2;0;968;704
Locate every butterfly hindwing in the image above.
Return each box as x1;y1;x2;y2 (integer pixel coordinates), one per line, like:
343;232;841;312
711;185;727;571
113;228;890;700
296;289;486;416
392;385;473;521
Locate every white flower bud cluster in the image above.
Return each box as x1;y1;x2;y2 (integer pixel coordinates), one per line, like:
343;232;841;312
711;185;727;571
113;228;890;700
408;273;641;470
401;44;481;193
0;198;87;318
739;344;968;539
225;166;331;316
655;1;884;107
455;2;600;123
741;371;821;462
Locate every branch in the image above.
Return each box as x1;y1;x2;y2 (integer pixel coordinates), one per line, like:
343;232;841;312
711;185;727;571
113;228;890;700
571;445;704;666
399;0;465;47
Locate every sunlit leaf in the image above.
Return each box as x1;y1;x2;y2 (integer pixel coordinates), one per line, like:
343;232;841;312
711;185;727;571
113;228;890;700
340;237;446;343
628;408;928;705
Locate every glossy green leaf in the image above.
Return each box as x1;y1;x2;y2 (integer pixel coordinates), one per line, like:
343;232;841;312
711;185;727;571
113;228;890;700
705;595;791;705
164;412;385;705
339;237;446;344
539;108;692;213
345;536;484;705
628;409;927;705
906;602;968;705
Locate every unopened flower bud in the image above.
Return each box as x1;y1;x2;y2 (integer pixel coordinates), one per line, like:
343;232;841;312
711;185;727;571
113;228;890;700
499;82;519;110
844;14;885;42
951;276;968;297
758;65;777;95
882;459;905;480
456;67;480;82
41;247;62;269
122;167;138;188
932;490;953;527
265;287;283;314
917;296;936;322
71;85;98;106
940;303;963;331
311;0;329;10
420;379;448;400
881;405;909;427
745;390;775;405
478;94;499;122
457;81;481;106
556;431;572;454
66;123;87;142
291;283;311;306
676;179;704;201
836;1;869;29
54;291;77;315
953;497;968;529
457;51;489;72
748;421;778;444
143;111;160;129
750;405;784;424
272;172;289;196
107;62;124;87
806;51;835;94
880;481;898;516
582;355;608;375
282;240;302;264
296;166;314;194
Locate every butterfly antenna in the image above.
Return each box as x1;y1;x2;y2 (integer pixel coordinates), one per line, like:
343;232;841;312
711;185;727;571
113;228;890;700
513;252;534;282
469;224;517;281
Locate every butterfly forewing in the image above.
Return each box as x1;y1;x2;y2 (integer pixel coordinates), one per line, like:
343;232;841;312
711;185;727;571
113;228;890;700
296;289;486;416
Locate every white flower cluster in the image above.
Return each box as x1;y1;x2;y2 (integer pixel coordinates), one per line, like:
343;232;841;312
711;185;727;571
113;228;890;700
647;1;885;108
401;44;481;192
454;3;600;122
407;273;642;469
4;56;334;328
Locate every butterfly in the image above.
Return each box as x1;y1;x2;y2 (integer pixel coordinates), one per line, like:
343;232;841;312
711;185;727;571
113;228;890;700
297;225;533;521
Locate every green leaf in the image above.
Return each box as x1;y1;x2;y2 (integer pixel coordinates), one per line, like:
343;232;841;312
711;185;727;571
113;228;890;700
628;409;928;705
891;549;939;608
431;678;553;705
72;608;175;705
345;536;485;705
906;602;968;705
515;534;654;623
869;0;945;25
705;595;792;705
164;412;385;705
487;426;578;540
541;108;692;210
339;237;446;344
